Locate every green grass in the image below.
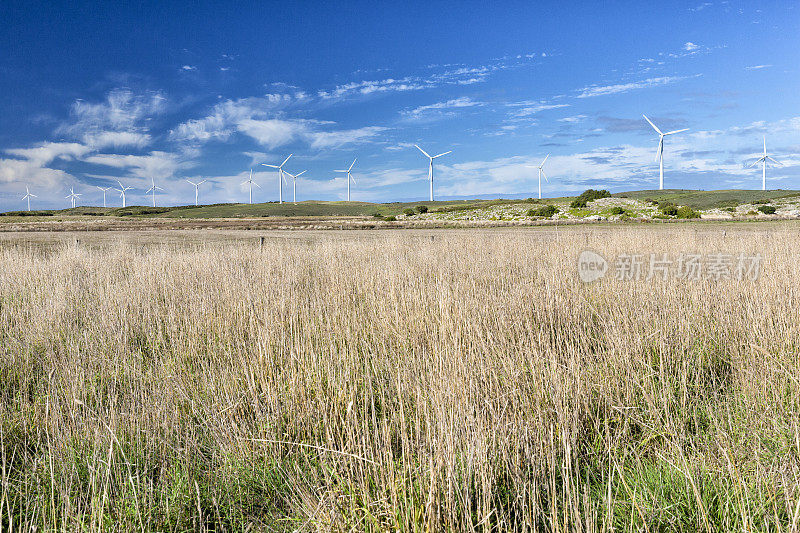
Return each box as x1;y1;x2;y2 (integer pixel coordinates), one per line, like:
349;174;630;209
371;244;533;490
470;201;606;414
613;189;800;209
3;189;800;220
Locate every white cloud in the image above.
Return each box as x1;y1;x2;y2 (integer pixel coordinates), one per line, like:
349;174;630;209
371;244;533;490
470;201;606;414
745;64;772;70
577;75;698;98
507;101;570;117
307;126;388;149
83;131;152;149
402;97;484;121
62;89;166;135
181;65;197;71
683;42;699;51
83;151;189;180
5;142;92;166
558;115;587;123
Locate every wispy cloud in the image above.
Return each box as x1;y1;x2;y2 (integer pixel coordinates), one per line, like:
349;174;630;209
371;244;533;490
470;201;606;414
507;101;570;117
577;75;698;98
401;97;484;121
745;64;772;70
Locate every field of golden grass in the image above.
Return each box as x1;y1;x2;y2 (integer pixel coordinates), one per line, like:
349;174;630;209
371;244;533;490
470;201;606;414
1;225;799;531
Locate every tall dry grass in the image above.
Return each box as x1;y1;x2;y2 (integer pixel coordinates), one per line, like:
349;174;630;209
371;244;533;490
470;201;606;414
1;227;800;531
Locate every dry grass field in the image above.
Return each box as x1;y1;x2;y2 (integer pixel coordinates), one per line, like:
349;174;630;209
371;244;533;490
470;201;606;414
1;224;800;531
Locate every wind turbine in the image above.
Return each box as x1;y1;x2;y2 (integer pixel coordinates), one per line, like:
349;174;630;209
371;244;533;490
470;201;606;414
185;179;207;206
21;185;36;211
96;186;112;208
643;115;688;190
66;187;81;209
748;136;783;191
526;154;550;199
334;159;357;201
242;169;260;204
115;180;133;208
284;170;306;204
414;145;452;201
145;178;165;207
261;154;292;204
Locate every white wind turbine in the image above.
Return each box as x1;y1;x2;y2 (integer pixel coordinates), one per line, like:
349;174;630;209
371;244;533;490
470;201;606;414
21;185;36;211
145;178;165;207
242;169;260;204
96;186;112;208
115;180;133;208
748;136;783;191
261;154;292;204
66;187;81;209
334;158;357;201
284;170;306;204
643;115;688;190
185;179;207;206
415;145;452;201
526;154;550;199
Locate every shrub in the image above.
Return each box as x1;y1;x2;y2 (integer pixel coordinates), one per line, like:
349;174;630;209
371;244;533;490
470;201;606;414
608;206;626;215
403;208;416;216
659;202;678;216
527;205;558;218
576;189;611;203
753;199;770;205
384;215;397;221
415;205;428;214
372;213;383;219
570;199;588;209
757;205;776;214
676;206;701;219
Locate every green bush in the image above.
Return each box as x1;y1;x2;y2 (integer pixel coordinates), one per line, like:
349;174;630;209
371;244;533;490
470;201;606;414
659;202;678;216
570;199;588;209
676;206;701;219
576;189;611;203
527;205;558;218
372;213;383;218
753;199;770;205
757;205;776;214
415;205;428;213
384;215;397;221
403;208;415;216
608;206;626;215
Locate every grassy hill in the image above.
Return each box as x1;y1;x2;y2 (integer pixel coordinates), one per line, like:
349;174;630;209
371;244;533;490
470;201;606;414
2;189;798;220
612;189;800;209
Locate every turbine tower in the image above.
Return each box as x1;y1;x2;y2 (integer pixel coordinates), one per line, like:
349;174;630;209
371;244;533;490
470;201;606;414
261;154;292;204
415;145;452;201
115;180;133;208
242;169;260;204
21;185;36;211
748;136;783;191
96;186;112;208
643;115;688;190
66;187;81;209
145;178;165;207
334;159;357;201
526;154;550;199
284;170;306;204
186;179;207;206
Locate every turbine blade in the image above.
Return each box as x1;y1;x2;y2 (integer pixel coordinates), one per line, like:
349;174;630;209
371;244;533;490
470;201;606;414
294;170;306;177
655;137;664;163
768;156;783;166
262;164;279;168
199;180;206;185
541;153;550;166
280;154;293;167
348;158;357;171
432;150;452;158
334;170;347;173
415;144;431;158
543;171;549;183
664;128;689;135
642;115;662;135
254;182;261;188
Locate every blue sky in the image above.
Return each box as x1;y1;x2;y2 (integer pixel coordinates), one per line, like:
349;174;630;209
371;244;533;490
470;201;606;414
1;0;798;209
